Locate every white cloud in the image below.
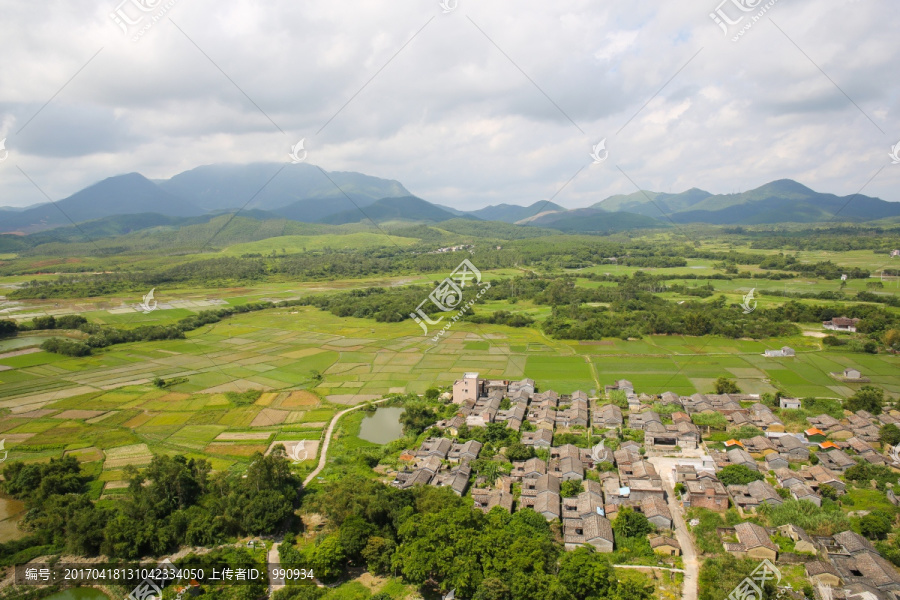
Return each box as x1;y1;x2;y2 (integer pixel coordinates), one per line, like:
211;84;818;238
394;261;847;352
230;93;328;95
0;0;897;210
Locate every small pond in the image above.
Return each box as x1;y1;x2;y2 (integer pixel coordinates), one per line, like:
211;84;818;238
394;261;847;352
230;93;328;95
0;336;46;352
358;406;405;444
41;589;111;600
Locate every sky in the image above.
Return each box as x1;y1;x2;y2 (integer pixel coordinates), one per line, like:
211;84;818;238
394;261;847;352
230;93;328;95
0;0;898;211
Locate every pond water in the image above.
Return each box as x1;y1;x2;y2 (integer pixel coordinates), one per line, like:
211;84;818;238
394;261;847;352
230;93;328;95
0;493;27;543
0;336;46;352
41;589;110;600
358;407;405;444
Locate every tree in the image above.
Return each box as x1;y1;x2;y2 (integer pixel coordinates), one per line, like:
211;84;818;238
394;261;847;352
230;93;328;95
818;484;838;501
309;534;346;581
506;442;535;462
399;403;438;436
845;386;885;416
713;377;741;394
474;578;512;600
860;511;893;540
881;424;900;446
560;480;582;498
424;387;440;401
717;464;764;486
557;546;615;600
885;329;900;351
612;507;653;539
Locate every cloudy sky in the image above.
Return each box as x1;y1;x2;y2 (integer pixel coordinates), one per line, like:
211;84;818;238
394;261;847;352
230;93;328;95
0;0;898;210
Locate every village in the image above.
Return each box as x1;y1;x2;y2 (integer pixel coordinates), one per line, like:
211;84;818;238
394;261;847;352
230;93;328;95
386;372;900;600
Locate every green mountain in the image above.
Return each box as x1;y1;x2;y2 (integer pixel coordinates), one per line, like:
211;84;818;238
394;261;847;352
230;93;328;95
0;173;204;234
526;208;664;233
320;196;472;225
594;179;900;224
468;201;566;223
157;163;410;212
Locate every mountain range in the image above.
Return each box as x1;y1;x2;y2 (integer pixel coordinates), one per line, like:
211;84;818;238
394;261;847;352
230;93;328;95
1;163;898;236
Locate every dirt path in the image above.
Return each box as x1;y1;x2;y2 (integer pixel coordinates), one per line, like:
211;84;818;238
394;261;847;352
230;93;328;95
303;399;389;487
649;457;701;600
268;542;284;597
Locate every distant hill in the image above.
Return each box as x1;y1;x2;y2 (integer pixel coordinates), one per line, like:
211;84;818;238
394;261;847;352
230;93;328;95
526;208;665;233
320;196;471;225
0;173;203;233
595;179;900;224
157;163;410;212
468;201;566;223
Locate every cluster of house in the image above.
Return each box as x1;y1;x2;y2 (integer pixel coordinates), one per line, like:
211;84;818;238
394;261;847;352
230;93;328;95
442;374;590;433
718;523;900;597
627;409;701;450
392;438;483;496
763;346;796;358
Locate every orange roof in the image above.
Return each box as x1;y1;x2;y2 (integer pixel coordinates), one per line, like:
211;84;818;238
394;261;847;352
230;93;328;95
819;441;839;450
805;428;826;436
724;439;744;447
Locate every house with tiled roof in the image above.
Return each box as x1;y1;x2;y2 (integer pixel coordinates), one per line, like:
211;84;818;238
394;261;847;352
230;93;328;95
723;522;778;560
593;403;623;428
817;447;857;472
511;457;547;479
763;454;788;471
800;465;845;494
521;428;553;448
640;496;672;529
728;480;782;513
773;434;809;461
563;513;614;552
683;479;730;512
804;562;841;587
649;535;681;556
725;447;759;471
417;437;452;459
448;440;482;463
788;481;820;506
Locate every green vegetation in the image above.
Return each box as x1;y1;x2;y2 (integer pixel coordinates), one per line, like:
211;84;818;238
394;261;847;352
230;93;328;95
297;477;652;599
716;464;765;486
